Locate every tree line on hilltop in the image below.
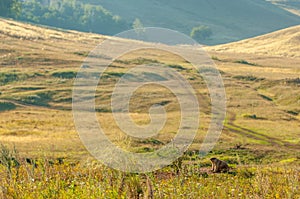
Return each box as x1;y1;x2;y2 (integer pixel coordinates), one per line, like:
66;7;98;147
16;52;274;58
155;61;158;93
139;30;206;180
0;0;213;42
0;0;129;35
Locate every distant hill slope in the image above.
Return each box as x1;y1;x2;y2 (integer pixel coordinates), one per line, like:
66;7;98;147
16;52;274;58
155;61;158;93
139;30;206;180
207;25;300;57
89;0;300;45
0;18;101;41
268;0;300;16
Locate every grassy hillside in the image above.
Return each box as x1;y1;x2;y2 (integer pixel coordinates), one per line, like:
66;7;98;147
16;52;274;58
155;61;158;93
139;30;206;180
89;0;300;44
6;0;300;45
207;25;300;57
0;16;299;162
0;18;299;198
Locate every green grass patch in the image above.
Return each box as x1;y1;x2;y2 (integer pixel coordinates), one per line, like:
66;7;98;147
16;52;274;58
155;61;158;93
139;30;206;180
51;71;77;79
0;102;16;112
0;73;25;85
0;72;45;85
19;91;54;106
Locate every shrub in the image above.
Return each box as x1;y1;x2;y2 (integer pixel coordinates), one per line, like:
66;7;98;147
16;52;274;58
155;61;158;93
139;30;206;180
132;18;145;34
234;60;257;66
168;64;185;71
190;25;213;43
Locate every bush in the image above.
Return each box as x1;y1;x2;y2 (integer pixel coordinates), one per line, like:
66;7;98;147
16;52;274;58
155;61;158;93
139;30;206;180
168;64;185;71
190;25;213;43
234;60;257;66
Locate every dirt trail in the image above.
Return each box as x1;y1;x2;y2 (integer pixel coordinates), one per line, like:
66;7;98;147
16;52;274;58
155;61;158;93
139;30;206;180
225;111;300;150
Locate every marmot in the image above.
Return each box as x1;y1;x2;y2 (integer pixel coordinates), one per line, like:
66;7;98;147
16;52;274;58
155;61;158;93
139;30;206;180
210;157;229;173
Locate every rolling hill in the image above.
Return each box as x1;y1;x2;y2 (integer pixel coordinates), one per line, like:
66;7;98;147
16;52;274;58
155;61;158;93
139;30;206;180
7;0;300;45
0;17;299;198
88;0;300;44
0;17;299;159
207;25;300;57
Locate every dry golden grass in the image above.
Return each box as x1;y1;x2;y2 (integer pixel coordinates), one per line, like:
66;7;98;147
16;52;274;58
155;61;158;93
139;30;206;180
0;17;300;199
0;18;299;163
207;25;300;58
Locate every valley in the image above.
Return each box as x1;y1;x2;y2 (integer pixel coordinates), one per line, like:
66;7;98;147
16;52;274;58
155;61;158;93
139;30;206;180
0;18;299;198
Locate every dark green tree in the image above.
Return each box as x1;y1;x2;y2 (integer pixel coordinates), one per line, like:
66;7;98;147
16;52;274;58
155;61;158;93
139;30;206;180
18;0;129;35
190;25;213;43
0;0;21;17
